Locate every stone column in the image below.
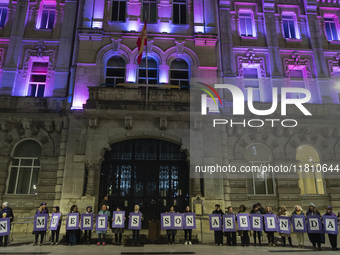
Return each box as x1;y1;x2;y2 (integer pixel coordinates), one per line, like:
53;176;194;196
0;0;29;95
53;0;78;97
263;0;282;77
218;0;235;77
85;162;101;196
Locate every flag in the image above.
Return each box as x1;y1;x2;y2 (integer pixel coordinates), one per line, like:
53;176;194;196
137;20;147;65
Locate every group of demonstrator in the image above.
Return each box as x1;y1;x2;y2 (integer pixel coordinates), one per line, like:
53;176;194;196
0;200;338;251
212;203;338;251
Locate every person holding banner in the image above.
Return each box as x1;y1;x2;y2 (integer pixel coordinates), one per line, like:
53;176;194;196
0;202;14;247
306;203;322;251
96;204;111;246
33;202;49;246
237;204;249;247
277;205;292;247
166;206;178;245
212;204;224;246
51;206;62;245
83;206;93;245
184;206;193;245
67;205;80;246
324;206;338;250
291;205;304;248
250;204;262;247
130;205;143;246
112;207;125;246
225;206;236;246
264;206;276;247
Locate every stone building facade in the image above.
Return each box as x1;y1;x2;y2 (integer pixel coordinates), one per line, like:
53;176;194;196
0;0;340;240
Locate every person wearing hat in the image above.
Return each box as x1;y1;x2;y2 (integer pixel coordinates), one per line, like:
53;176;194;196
0;202;14;247
83;206;93;245
212;204;224;246
51;206;62;245
33;202;49;246
291;205;304;248
277;205;293;247
324;206;338;250
112;206;125;246
250;204;262;247
306;202;322;251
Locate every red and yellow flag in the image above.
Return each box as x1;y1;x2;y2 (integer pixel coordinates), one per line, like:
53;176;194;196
137;20;147;65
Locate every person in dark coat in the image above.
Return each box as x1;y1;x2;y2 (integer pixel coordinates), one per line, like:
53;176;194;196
51;206;62;245
238;204;250;247
250;204;262;247
256;203;265;214
67;205;79;246
166;206;178;245
184;206;193;245
324;206;338;251
264;206;276;247
306;202;322;251
225;206;236;246
212;204;224;246
0;202;14;247
83;206;93;245
112;207;125;246
33;202;49;246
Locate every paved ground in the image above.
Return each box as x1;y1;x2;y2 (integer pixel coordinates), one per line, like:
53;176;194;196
0;243;338;255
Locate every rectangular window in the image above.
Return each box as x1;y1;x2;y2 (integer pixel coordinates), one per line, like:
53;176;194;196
282;15;296;39
40;5;56;29
173;0;187;25
28;62;48;97
111;0;126;22
239;13;253;37
288;69;306;99
248;168;275;195
243;68;260;101
143;0;157;24
324;17;339;41
0;4;8;28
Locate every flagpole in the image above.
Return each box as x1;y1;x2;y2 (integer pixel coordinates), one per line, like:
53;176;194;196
145;11;148;107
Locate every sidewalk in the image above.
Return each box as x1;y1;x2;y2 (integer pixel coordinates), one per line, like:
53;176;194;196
0;243;338;255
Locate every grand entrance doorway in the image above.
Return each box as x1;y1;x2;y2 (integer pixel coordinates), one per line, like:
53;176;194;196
99;139;189;228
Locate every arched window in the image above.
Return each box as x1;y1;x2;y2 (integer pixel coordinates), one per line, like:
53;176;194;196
7;140;42;194
105;56;126;85
245;143;275;195
138;57;158;84
170;58;189;87
296;145;325;195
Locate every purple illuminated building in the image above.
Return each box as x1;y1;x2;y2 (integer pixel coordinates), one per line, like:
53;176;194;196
0;0;339;242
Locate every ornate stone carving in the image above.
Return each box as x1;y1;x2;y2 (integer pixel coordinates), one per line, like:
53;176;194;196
22;42;54;79
284;51;312;79
125;116;132;130
159;117;167;131
88;117;98;129
238;49;266;78
328;54;340;79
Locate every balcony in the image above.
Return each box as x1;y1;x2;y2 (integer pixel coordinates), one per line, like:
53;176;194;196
0;96;66;113
84;84;190;112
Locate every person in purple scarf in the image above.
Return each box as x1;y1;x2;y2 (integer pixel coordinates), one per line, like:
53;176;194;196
324;206;338;251
33;202;49;246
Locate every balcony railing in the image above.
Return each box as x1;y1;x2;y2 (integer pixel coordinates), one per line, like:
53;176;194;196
85;83;190;111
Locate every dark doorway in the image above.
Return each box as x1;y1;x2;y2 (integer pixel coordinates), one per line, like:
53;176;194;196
99;139;189;228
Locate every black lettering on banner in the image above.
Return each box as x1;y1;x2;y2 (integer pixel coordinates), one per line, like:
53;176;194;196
37;218;45;226
0;222;7;230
